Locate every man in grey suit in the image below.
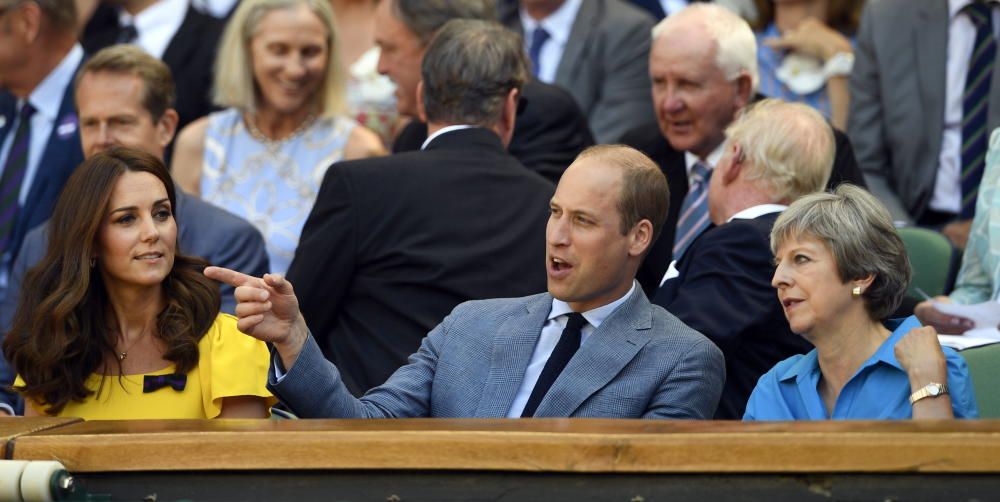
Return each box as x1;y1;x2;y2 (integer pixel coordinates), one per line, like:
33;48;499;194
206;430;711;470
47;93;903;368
849;0;1000;249
206;21;725;419
498;0;657;143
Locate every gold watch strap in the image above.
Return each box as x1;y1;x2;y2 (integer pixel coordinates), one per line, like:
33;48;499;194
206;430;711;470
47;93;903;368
909;382;949;405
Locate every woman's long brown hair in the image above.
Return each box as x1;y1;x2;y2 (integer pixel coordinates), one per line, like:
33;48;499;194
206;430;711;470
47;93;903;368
752;0;865;34
3;148;221;415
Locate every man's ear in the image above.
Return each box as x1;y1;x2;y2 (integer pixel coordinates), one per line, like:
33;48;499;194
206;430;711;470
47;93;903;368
157;109;179;148
15;2;42;43
722;142;744;184
416;80;428;123
628;219;654;258
497;87;519;147
734;71;754;109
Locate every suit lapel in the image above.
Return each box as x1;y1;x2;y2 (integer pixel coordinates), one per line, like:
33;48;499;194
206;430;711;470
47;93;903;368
161;5;199;71
474;294;551;417
914;1;948;154
533;288;653;417
555;0;600;85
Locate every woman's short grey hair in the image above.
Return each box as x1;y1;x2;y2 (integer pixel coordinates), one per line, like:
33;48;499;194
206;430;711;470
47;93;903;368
726;99;834;201
771;184;911;321
651;3;759;92
212;0;346;117
421;19;528;127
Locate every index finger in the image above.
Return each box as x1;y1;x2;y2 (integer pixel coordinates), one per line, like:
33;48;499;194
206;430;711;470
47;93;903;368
205;266;259;288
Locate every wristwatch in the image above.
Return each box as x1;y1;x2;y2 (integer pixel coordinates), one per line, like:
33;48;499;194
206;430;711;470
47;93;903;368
909;382;948;404
823;51;855;78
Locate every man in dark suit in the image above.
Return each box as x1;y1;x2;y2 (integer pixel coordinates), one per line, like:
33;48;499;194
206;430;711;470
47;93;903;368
621;4;865;295
0;0;83;303
284;20;555;396
654;100;834;419
0;44;269;416
380;0;594;183
80;0;223;132
498;0;656;143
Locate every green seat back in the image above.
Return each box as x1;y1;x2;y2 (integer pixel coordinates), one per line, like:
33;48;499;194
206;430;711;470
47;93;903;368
898;227;954;298
960;343;1000;418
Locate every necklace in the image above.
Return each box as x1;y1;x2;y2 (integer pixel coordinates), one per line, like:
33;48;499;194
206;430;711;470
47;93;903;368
243;111;319;151
116;327;151;361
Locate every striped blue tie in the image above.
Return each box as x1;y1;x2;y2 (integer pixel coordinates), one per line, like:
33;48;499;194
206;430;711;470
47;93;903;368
961;1;997;219
673;161;712;258
0;102;35;255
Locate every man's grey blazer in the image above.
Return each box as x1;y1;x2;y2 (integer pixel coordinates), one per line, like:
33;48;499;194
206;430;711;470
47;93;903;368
500;0;657;144
848;0;1000;223
269;287;725;419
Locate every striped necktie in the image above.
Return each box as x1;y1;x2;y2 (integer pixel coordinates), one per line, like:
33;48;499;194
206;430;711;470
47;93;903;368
0;102;35;255
961;1;997;218
673;161;712;258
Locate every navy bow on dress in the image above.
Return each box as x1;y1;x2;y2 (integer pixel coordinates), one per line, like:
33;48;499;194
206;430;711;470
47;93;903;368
143;373;187;393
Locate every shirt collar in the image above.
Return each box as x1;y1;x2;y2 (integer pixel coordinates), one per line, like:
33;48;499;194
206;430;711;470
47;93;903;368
950;0;1000;18
118;0;187;38
548;280;637;328
683;142;725;179
27;44;83;122
727;204;787;223
778;316;921;382
420;124;476;150
518;0;584;46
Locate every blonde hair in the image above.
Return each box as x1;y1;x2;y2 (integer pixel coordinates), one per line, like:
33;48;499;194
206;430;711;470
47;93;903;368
651;3;759;92
725;99;834;201
212;0;346;117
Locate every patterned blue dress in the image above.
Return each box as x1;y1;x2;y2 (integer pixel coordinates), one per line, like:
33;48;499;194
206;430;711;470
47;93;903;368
201;109;356;274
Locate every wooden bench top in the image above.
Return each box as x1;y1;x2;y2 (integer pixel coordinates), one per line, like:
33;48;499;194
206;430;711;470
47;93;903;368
9;418;1000;473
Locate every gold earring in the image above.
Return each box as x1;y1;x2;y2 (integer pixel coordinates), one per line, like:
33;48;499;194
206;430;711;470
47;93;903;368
852;286;862;297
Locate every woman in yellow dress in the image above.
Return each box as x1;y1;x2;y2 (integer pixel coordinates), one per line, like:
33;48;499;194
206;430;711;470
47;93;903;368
4;148;274;419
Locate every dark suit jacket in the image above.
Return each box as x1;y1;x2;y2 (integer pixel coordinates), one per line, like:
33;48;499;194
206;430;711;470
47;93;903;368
287;127;555;396
622;121;866;295
0;86;83;273
393;80;594;184
652;211;812;419
81;2;223;132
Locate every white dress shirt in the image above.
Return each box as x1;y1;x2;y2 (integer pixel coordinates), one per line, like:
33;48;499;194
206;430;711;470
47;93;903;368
420;125;475;150
118;0;189;60
506;281;638;417
930;0;1000;214
683;143;725;179
518;0;584;84
659;0;689;16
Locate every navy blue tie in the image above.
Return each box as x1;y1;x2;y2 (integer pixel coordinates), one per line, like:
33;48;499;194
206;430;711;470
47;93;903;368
521;312;587;417
528;27;551;78
0;102;35;255
961;1;997;218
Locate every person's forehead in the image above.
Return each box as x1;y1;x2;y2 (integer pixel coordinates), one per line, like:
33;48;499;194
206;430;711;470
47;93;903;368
77;72;147;112
555;158;624;207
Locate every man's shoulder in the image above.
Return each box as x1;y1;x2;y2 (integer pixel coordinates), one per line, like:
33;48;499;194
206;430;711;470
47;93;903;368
646;303;721;355
595;0;656;28
180;192;261;240
450;293;550;319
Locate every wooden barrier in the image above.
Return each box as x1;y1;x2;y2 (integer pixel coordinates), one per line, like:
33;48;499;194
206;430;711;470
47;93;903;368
7;418;1000;500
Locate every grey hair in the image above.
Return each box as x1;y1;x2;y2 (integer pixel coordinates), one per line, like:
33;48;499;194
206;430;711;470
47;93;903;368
421;19;528;127
391;0;496;45
2;0;76;31
212;0;346;117
770;184;911;321
725;99;834;201
651;3;759;92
